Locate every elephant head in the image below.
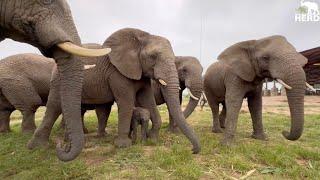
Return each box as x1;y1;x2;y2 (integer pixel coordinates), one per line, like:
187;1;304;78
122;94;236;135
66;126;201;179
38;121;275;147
219;35;307;141
175;56;203;118
103;28;200;153
6;0;111;161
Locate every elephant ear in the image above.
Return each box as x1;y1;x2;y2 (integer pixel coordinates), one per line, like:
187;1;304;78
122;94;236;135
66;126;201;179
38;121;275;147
218;40;256;82
103;28;149;80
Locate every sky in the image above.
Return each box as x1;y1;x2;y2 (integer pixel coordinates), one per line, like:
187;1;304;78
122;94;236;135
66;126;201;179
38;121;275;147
0;0;319;71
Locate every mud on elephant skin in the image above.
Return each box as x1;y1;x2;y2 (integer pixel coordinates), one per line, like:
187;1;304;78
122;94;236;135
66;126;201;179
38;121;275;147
204;35;307;145
0;0;110;161
28;28;201;156
0;54;54;133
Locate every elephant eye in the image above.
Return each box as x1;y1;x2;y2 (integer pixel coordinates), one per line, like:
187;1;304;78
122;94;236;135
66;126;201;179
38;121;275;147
150;53;158;60
261;55;270;61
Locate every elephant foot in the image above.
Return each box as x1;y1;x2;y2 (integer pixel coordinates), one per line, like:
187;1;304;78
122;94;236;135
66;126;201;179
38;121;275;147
220;134;235;146
96;131;106;138
212;127;224;133
147;130;159;142
251;133;268;141
83;127;89;134
27;135;49;150
22;127;36;134
167;126;180;134
0;126;11;133
114;137;132;148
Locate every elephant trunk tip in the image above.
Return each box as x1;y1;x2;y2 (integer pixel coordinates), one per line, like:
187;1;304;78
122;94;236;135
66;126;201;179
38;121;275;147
192;144;201;154
282;130;302;141
55;137;85;162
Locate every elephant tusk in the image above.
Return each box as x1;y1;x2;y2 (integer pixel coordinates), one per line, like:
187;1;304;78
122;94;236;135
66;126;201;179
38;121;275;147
159;79;167;86
84;64;96;70
178;87;181;90
276;79;292;90
57;42;111;57
306;82;316;92
188;88;200;100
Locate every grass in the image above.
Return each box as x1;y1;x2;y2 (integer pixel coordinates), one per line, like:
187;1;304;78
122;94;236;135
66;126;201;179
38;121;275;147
0;104;319;179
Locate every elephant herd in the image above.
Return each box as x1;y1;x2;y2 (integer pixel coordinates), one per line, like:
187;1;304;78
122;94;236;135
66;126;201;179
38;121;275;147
0;0;310;162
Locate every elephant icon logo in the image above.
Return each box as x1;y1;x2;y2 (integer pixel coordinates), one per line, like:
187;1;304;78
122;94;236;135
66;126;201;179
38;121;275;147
295;0;320;22
300;0;319;14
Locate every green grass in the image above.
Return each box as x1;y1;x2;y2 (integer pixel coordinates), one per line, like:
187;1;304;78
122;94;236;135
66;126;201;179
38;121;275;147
0;105;319;179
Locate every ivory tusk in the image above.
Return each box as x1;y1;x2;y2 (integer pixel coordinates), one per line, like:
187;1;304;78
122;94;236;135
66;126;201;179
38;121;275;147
159;79;167;86
178;87;181;90
188;88;200;100
306;82;316;92
57;42;111;57
276;79;292;90
84;64;96;70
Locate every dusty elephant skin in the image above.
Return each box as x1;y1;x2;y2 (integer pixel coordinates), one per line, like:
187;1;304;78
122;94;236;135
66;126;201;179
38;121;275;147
204;36;307;145
88;56;203;135
129;107;150;143
29;28;201;154
1;0;110;162
0;54;54;133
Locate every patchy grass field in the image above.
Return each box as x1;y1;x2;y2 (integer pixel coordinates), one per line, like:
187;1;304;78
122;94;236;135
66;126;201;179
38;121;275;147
0;96;319;179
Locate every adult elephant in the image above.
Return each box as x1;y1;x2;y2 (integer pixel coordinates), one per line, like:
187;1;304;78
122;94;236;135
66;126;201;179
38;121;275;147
204;36;307;145
28;29;201;161
0;0;110;161
154;56;203;132
0;54;54;133
79;56;203;135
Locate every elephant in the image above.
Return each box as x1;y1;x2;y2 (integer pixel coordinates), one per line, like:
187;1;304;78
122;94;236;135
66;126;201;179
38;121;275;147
0;54;54;133
81;56;204;135
130;107;150;143
28;28;201;161
0;0;110;161
203;35;308;145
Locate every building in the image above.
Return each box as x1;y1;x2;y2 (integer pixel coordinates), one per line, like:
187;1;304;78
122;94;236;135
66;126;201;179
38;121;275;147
301;47;320;89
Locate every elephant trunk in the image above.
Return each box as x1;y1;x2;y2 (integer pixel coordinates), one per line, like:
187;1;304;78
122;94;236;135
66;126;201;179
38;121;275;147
183;79;203;118
280;67;306;141
54;51;85;162
161;64;201;153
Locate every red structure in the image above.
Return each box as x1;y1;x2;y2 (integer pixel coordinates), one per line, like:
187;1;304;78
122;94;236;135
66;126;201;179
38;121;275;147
301;47;320;86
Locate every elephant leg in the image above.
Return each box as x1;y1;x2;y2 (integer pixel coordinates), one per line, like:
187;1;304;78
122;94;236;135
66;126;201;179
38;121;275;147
27;85;62;149
0;110;13;133
136;84;161;141
141;120;148;142
221;90;244;146
96;105;111;137
130;120;138;144
248;85;267;140
21;110;37;134
205;91;223;133
219;101;226;129
81;109;88;134
1;82;41;134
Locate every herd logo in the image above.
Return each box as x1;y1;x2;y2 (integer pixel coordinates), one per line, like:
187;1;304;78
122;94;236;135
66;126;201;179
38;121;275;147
295;0;320;22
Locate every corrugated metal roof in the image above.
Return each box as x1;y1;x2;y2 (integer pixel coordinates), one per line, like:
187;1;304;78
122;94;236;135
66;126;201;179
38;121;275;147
301;47;320;85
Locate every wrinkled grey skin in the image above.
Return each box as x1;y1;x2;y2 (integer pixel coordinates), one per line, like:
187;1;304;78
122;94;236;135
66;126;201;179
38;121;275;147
0;0;86;161
86;56;203;135
28;28;200;155
130;107;150;143
0;54;54;133
204;36;307;145
154;56;203;132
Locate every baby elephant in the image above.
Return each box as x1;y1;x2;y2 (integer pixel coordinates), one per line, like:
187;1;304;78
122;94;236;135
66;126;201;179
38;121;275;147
130;107;150;143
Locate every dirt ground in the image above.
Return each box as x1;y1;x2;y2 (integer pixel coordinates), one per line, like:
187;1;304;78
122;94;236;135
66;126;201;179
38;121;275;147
198;96;320;116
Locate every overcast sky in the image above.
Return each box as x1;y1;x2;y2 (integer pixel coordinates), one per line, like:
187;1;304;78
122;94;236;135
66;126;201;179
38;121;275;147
0;0;319;70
